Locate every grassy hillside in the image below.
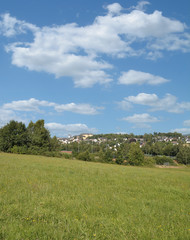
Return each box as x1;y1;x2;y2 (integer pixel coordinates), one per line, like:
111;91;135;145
0;153;189;240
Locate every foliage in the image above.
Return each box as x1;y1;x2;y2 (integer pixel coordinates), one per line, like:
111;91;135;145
127;143;144;166
77;150;92;161
0;120;28;152
143;156;156;167
0;120;60;156
154;156;175;165
176;146;190;164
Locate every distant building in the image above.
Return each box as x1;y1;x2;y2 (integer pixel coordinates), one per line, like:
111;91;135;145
129;138;136;143
80;133;93;140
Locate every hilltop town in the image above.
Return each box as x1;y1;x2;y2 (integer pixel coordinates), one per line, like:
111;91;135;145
57;132;190;147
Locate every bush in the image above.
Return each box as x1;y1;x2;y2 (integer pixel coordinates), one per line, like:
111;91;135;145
11;145;28;154
77;151;92;161
154;155;175;165
143;156;156;166
62;153;72;159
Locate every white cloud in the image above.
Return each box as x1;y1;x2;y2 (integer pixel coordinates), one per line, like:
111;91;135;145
149;33;190;53
122;113;159;129
117;100;133;111
123;113;159;123
118;70;169;85
122;93;190;113
171;128;190;135
3;98;55;112
0;13;38;37
0;108;24;127
1;3;189;87
105;3;123;15
45;122;97;137
126;93;159;105
2;98;101;115
54;103;100;115
184;120;190;127
135;1;150;11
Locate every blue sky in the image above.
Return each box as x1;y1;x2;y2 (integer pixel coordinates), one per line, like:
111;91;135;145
0;0;190;137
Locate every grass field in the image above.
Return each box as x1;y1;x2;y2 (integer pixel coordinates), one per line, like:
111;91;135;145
0;153;189;240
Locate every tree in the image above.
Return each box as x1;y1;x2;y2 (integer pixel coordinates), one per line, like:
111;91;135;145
127;143;144;166
163;143;179;156
0;121;28;152
0;119;62;156
77;150;91;161
115;148;123;164
27;120;51;153
150;142;164;156
50;136;61;152
176;146;190;165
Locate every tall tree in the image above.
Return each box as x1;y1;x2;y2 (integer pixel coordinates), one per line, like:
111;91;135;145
127;143;144;166
27;120;51;152
0;121;27;152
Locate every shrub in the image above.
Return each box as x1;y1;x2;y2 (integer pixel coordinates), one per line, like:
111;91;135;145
77;151;91;161
154;155;175;165
11;145;28;154
143;156;156;166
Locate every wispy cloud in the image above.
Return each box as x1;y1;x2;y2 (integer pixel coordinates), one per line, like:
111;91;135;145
0;13;38;37
122;113;160;123
120;93;190;113
171;128;190;135
2;98;101;115
45;122;97;137
0;108;23;127
0;99;99;136
184;120;190;127
122;113;159;129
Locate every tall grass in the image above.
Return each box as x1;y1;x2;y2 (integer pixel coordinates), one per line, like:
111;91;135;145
0;153;189;239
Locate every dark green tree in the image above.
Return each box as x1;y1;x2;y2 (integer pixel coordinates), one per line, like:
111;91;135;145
127;143;144;166
176;146;190;165
27;120;51;153
77;150;91;161
0;120;28;152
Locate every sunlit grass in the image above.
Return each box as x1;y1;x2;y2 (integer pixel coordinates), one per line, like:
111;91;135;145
0;153;189;239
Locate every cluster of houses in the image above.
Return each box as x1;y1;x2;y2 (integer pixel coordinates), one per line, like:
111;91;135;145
57;133;190;146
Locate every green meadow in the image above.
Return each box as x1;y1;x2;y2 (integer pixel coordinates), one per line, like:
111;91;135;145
0;153;189;240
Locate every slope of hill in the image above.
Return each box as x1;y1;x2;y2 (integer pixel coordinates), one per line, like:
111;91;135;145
0;153;189;239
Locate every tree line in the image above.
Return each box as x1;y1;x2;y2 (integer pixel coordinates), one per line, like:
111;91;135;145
62;137;190;165
0;120;189;165
0;120;60;156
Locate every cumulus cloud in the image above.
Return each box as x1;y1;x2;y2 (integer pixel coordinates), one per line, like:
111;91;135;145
45;122;97;137
120;93;190;113
3;98;55;112
1;3;190;87
149;33;190;53
123;113;159;123
122;113;159;129
0;108;23;127
105;3;123;15
118;70;169;85
2;98;101;115
0;99;99;136
171;128;190;135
